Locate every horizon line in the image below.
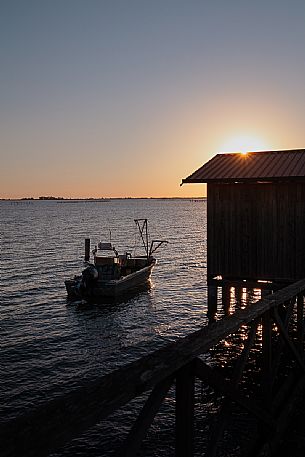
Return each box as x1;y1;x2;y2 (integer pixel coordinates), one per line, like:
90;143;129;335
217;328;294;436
0;196;206;201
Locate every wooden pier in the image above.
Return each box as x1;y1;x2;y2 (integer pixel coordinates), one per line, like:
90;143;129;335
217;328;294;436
2;279;305;457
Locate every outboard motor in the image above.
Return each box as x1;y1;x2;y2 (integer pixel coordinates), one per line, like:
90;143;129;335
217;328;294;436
81;265;98;290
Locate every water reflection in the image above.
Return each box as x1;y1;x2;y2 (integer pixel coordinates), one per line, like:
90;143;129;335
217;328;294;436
66;281;153;307
1;198;208;456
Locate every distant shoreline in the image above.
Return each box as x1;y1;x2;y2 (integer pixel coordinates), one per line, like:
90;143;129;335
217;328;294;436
0;196;206;202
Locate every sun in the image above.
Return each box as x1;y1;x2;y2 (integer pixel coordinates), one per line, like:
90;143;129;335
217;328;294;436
218;134;269;154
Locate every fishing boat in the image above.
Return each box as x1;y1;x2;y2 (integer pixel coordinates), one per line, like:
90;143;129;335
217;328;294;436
65;219;167;300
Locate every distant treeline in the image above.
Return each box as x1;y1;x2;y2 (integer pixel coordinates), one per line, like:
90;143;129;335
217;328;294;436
38;196;64;200
1;196;206;201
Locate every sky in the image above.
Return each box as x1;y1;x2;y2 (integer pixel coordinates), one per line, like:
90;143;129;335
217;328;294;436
1;0;305;199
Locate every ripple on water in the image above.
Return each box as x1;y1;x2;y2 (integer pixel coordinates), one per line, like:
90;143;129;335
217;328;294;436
0;199;208;454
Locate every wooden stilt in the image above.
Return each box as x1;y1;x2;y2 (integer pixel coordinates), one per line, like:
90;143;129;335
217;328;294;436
262;309;272;407
246;287;254;305
208;284;218;322
261;288;272;298
222;284;230;316
235;286;243;308
272;299;295;382
175;363;195;457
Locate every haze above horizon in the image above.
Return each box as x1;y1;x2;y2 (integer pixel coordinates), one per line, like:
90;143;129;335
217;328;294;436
1;1;305;199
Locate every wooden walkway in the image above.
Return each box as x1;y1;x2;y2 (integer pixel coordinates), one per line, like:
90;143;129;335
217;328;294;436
2;279;305;457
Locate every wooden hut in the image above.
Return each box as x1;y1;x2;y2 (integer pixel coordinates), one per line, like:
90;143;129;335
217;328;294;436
182;150;305;313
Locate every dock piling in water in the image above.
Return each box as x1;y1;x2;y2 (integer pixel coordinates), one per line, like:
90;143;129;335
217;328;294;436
207;283;218;322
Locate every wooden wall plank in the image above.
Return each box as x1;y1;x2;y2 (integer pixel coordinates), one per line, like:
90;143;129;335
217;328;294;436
207;181;305;282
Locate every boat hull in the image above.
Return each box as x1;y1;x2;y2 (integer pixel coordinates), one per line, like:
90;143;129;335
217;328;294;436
65;259;155;300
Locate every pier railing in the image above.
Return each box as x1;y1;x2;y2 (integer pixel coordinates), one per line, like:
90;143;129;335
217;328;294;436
2;278;305;457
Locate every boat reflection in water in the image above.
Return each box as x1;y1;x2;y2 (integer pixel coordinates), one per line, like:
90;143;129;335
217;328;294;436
65;219;167;302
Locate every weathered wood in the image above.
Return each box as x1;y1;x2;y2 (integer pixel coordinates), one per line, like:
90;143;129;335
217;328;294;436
208;284;218;322
0;314;241;457
175;362;195;457
208;181;305;282
261;288;271;298
272;300;294;384
118;375;174;457
233;319;259;382
209;277;288;291
271;299;295;383
194;358;274;427
222;284;231;316
235;285;243;307
262;310;273;406
3;279;305;457
206;320;259;457
258;374;305;457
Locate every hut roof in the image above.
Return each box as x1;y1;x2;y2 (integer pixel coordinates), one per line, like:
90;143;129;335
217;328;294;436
182;149;305;184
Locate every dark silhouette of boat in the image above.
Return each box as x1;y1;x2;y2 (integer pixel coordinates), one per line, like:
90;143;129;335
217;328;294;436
65;219;167;300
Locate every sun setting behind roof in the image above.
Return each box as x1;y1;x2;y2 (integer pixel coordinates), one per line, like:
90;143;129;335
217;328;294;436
218;134;269;154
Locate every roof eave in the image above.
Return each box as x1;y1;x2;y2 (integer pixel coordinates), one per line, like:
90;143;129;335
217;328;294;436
182;176;305;184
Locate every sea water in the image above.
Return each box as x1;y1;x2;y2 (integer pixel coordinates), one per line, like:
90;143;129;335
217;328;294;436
1;199;208;456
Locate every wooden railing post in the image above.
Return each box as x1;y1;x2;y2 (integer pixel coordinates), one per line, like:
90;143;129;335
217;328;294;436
175;362;195;457
118;376;174;457
262;309;273;407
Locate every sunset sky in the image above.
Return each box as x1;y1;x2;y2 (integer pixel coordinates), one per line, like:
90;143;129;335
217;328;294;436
1;1;305;198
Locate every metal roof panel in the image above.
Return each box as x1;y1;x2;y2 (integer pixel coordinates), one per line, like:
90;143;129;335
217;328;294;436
182;149;305;183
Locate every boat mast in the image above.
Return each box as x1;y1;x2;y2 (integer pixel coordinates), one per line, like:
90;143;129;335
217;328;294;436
134;219;149;259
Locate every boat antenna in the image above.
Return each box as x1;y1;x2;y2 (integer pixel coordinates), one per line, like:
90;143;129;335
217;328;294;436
134;219;149;259
149;239;168;257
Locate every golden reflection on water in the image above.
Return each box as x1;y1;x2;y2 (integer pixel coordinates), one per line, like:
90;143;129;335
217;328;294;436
224;286;262;316
212;285;266;370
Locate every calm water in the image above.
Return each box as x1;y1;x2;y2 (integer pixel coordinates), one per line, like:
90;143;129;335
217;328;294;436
1;199;208;455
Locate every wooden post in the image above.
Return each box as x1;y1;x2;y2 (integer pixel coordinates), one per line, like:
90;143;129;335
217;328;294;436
262;309;272;407
120;376;174;457
222;284;230;316
261;288;272;298
208;284;218;322
246;287;255;303
175;363;195;457
85;238;90;261
235;286;243;308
